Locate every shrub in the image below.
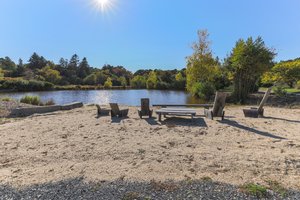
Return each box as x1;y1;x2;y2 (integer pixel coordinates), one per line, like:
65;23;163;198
273;86;287;97
0;79;53;91
296;81;300;89
20;95;41;105
191;82;216;100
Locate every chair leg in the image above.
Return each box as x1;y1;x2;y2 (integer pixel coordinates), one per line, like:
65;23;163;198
158;113;162;122
222;111;225;120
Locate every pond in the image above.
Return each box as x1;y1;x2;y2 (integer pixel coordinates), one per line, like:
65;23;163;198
0;90;205;106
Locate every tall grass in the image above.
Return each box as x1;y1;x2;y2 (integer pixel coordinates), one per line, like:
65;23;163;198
20;95;55;106
20;96;41;105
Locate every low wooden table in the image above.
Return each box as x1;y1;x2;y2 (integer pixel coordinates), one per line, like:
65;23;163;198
155;108;197;122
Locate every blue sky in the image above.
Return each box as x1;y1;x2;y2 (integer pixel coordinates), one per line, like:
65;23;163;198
1;0;299;71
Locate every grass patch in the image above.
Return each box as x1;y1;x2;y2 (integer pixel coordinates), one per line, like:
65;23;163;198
1;97;13;102
20;95;41;105
266;180;287;197
240;183;268;198
20;95;55;106
285;88;300;93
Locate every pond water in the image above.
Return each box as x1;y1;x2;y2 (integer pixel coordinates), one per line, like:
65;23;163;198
0;90;204;106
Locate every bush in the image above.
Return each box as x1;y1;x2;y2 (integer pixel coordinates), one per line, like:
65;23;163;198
296;81;300;89
273;86;287;97
191;82;216;100
0;79;53;91
20;95;41;105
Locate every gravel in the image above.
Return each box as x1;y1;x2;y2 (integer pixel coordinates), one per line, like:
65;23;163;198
1;178;299;200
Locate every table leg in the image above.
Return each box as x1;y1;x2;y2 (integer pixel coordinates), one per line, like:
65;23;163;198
158;113;162;122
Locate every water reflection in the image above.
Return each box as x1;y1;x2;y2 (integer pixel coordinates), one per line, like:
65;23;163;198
0;90;205;106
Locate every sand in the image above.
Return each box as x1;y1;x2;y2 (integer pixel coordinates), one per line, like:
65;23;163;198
0;105;300;189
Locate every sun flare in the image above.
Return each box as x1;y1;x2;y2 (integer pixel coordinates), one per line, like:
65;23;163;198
94;0;112;11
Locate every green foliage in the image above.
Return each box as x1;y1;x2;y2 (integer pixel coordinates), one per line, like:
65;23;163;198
227;37;276;103
20;95;41;105
39;65;62;84
272;59;300;87
0;78;53;91
104;77;113;88
0;56;17;71
297;81;300;89
130;75;147;89
186;30;221;95
0;69;4;77
118;76;127;87
273;85;287;97
191;82;216;100
240;183;268;198
146;71;158;89
83;73;98;85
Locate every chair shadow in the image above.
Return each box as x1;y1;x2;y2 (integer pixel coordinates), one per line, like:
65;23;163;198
263;116;300;123
219;119;287;140
111;116;129;123
161;117;208;127
144;117;160;125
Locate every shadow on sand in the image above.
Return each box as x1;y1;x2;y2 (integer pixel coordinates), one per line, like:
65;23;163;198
110;116;129;123
161;117;208;127
263;116;300;124
219;119;287;140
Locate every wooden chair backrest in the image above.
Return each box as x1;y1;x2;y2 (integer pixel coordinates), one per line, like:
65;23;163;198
212;92;227;117
258;87;272;112
109;103;120;113
141;98;150;113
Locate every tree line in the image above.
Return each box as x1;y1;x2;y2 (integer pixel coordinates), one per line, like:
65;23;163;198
0;53;186;91
1;30;299;103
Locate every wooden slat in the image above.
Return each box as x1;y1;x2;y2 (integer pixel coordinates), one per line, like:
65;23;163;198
153;104;213;107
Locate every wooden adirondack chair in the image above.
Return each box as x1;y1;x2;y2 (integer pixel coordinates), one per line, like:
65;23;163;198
243;87;272;118
109;103;129;118
96;104;110;116
204;92;227;120
138;98;153;118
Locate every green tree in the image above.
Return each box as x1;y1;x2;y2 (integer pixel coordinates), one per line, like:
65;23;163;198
130;75;147;89
40;66;62;84
271;59;300;87
28;53;47;70
78;57;90;79
118;76;127;87
146;71;158;89
227;37;275;103
104;77;113;88
186;30;219;96
83;73;97;85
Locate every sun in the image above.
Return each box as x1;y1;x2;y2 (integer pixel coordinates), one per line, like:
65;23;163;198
94;0;111;11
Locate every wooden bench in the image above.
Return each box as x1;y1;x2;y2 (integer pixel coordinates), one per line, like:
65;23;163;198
155;108;197;122
153;104;213;109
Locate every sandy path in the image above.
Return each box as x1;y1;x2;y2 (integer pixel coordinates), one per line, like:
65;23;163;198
0;105;300;189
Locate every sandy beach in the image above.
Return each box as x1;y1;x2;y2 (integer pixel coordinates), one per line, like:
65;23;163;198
0;105;300;190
